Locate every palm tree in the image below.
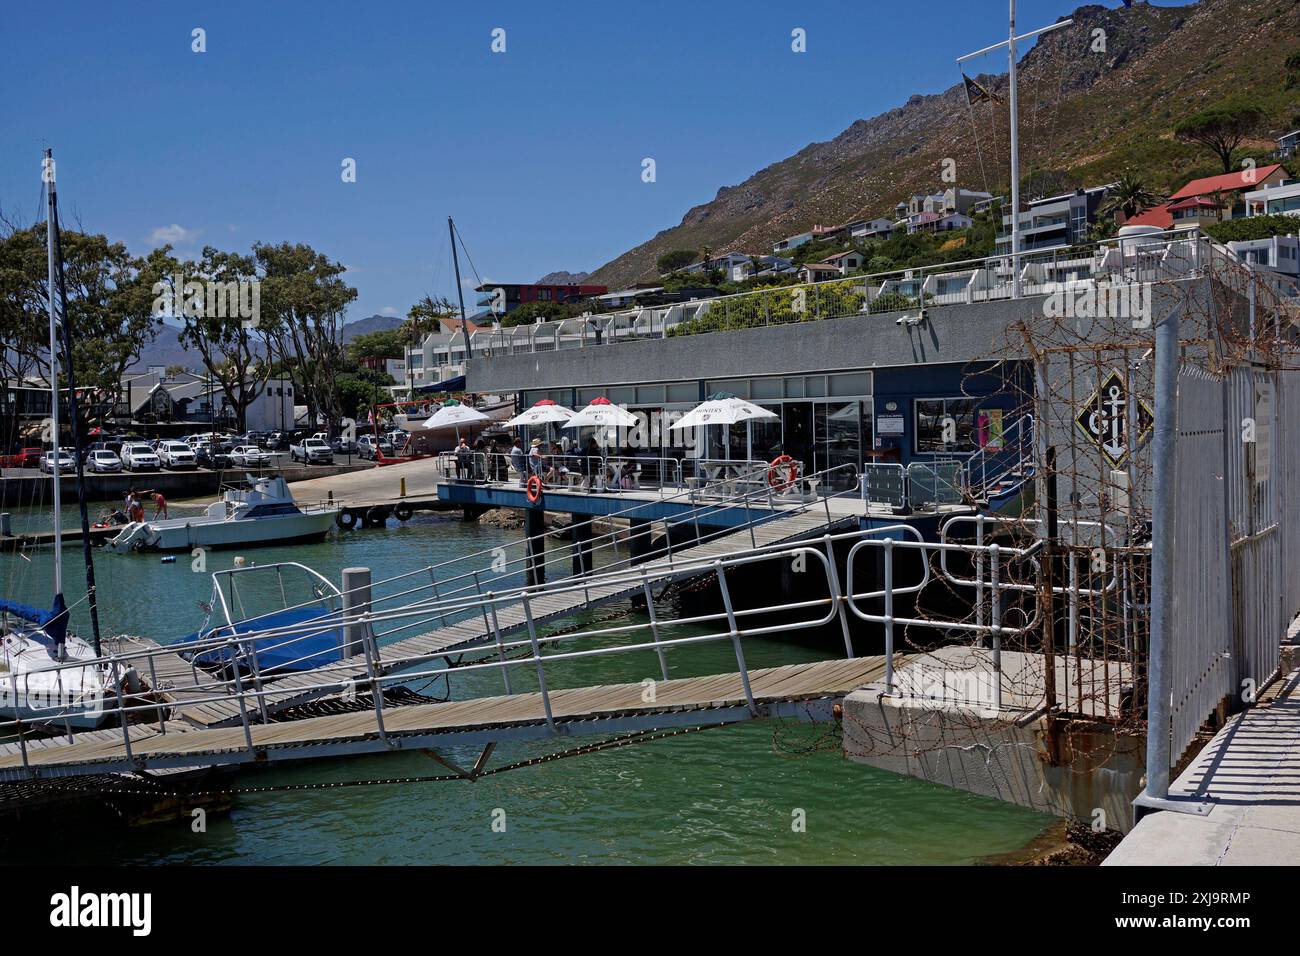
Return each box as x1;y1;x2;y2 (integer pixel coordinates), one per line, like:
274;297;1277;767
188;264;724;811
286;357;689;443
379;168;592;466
1100;172;1165;223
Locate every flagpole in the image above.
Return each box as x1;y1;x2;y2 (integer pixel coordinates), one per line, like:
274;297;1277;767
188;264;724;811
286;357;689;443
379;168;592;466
1008;0;1021;299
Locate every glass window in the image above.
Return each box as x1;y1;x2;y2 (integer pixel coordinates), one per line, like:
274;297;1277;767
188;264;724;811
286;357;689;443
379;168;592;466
805;376;826;398
828;372;872;397
666;382;697;403
784;377;805;399
914;397;980;453
635;385;665;404
751;377;782;400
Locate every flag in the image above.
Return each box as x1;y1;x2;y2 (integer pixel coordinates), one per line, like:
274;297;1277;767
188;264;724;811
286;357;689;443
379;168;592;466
962;72;1000;106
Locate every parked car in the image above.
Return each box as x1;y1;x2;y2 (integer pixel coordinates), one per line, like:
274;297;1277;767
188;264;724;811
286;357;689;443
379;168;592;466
0;447;42;468
331;436;358;455
194;442;232;469
38;448;77;474
356;435;394;460
289;437;334;465
231;445;273;468
157;441;198;470
121;443;160;471
87;449;123;473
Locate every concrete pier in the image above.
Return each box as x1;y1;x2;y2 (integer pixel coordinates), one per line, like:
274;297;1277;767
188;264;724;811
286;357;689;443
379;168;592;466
842;646;1145;833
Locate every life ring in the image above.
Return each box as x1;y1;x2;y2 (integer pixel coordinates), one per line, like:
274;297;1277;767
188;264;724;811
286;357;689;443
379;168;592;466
393;503;414;522
767;454;798;491
525;475;543;503
336;509;357;530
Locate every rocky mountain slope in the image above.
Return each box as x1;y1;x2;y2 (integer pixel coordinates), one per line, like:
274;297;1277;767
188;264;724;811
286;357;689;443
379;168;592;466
589;0;1299;288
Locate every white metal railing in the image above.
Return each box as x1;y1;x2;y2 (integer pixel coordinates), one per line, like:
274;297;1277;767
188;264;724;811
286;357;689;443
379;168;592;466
0;514;1068;777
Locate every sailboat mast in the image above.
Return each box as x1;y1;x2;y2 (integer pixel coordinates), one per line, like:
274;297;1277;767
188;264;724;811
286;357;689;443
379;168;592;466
1008;0;1021;299
448;217;473;360
42;148;63;597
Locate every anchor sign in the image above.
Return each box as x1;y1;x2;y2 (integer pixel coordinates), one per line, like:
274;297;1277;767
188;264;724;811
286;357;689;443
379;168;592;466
1075;370;1153;467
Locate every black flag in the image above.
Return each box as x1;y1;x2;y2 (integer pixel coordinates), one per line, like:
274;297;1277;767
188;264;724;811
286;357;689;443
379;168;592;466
962;72;1000;105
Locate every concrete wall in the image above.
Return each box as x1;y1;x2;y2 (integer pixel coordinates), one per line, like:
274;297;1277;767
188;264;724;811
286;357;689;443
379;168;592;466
467;296;1051;393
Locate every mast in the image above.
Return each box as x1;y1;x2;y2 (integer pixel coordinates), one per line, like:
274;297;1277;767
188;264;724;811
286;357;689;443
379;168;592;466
48;149;102;652
957;6;1073;301
1008;0;1020;299
42;149;63;602
448;217;473;361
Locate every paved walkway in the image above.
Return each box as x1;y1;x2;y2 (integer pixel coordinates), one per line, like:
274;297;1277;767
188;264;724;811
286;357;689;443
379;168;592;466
1104;666;1300;865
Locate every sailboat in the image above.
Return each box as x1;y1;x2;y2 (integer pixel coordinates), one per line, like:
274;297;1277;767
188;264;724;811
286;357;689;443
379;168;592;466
0;149;126;729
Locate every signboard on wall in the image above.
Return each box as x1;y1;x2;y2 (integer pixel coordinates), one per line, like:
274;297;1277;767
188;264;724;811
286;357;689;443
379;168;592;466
877;415;905;435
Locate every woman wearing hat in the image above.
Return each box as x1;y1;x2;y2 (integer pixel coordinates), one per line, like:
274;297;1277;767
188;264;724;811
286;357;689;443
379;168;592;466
528;437;546;481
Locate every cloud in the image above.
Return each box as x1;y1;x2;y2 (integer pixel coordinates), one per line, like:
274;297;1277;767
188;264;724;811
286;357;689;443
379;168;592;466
149;223;201;245
381;306;400;316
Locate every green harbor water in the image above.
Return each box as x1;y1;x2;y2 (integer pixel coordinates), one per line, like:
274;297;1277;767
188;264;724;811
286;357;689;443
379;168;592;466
0;504;1053;865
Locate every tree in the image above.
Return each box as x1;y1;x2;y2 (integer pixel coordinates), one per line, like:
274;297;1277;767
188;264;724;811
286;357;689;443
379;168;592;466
165;364;187;378
169;246;273;434
1099;171;1165;222
255;242;358;431
656;249;697;274
1286;50;1300;89
0;216;162;424
499;300;583;328
348;328;405;361
400;294;457;345
1174;102;1266;174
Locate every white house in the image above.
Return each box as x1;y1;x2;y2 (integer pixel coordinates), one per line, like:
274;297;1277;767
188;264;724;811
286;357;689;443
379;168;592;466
1228;235;1300;281
1244;178;1300;219
819;250;866;275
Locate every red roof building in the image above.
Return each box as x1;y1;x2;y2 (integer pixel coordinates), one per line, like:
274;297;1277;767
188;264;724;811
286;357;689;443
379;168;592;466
1169;165;1285;201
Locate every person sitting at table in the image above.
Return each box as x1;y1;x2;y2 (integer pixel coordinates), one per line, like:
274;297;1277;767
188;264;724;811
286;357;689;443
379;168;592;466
549;442;570;483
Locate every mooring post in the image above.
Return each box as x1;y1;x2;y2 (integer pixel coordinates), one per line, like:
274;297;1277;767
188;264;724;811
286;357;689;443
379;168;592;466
341;566;372;660
524;507;546;586
1143;306;1181;807
0;513;10;537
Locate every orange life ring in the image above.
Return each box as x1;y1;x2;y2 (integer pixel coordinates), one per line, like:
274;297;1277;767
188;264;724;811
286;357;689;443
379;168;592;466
767;454;798;491
525;474;543;503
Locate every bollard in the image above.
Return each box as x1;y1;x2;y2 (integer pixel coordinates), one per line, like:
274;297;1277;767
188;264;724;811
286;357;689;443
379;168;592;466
340;566;372;659
400;476;406;498
0;513;9;537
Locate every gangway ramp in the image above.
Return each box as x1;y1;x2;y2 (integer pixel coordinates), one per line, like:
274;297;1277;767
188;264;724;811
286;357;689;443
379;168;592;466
118;505;858;733
0;656;899;780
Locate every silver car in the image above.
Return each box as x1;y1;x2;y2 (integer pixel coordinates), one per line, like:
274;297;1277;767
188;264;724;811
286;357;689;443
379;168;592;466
88;449;122;473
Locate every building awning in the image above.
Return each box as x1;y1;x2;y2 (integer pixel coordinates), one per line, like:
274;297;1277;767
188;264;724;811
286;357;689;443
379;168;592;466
416;374;466;394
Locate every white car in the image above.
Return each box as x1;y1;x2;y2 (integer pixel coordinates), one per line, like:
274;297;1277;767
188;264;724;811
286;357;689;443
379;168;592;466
231;445;272;468
38;448;76;474
87;449;122;473
158;441;197;470
121;443;160;471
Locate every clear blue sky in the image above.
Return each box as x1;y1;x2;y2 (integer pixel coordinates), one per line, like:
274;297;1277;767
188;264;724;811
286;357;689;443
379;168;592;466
0;0;1111;320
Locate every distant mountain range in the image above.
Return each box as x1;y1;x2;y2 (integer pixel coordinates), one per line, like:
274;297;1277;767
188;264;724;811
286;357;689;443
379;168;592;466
588;0;1300;288
127;314;405;372
536;270;591;284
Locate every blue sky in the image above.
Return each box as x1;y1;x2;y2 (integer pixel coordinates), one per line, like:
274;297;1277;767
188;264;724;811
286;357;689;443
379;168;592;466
0;0;1112;320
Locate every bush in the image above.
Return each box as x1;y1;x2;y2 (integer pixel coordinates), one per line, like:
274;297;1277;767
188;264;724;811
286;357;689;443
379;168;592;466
1205;214;1300;243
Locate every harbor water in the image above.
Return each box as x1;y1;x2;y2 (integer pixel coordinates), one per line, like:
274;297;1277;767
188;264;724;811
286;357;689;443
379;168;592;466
0;504;1053;864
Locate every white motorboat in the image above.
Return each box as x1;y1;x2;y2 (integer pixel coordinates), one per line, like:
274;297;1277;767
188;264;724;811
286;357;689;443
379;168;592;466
105;475;339;553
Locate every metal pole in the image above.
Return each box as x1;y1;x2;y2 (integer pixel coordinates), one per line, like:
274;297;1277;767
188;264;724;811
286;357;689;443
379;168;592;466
1008;0;1022;299
990;542;1002;712
521;594;555;731
1144;307;1180;803
641;574;670;682
42;149;63;599
486;594;512;695
883;538;896;694
449;216;473;360
714;562;757;714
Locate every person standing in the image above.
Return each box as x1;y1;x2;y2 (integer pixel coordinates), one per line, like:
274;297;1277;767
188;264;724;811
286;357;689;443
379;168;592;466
510;437;527;485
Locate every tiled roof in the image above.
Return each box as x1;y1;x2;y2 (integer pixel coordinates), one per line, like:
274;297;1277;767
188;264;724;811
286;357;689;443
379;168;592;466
1169;165;1283;200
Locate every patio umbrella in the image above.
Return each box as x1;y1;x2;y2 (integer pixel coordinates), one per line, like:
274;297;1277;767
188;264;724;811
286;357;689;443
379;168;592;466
670;393;777;462
421;398;490;434
504;399;575;427
563;397;639;430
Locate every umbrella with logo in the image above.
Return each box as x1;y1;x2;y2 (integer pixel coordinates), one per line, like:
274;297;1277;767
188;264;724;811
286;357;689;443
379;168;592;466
421;398;489;436
563;397;640;430
670;392;777;462
504;399;574;427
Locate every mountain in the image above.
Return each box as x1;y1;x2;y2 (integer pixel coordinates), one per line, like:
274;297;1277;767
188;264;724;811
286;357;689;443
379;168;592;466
340;313;404;341
536;270;591;284
589;0;1300;289
128;313;404;372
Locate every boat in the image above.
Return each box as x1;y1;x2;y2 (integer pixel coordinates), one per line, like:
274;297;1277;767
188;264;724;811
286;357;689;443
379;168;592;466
180;563;347;679
104;475;339;553
0;148;124;729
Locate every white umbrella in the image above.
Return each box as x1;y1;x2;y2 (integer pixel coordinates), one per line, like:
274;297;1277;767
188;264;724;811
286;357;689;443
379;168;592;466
669;396;777;430
670;394;778;463
421;399;490;431
563;397;639;430
504;399;574;427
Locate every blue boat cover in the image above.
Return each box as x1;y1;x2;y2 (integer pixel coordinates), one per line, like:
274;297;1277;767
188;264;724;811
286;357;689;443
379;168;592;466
183;606;345;674
0;593;68;646
415;374;465;394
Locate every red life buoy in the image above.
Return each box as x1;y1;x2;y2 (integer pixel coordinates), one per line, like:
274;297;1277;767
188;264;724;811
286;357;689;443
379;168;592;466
525;475;543;503
767;454;798;491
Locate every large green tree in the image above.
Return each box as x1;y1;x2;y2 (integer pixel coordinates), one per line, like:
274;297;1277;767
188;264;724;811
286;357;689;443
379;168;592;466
254;242;357;431
1174;102;1266;174
1099;171;1165;222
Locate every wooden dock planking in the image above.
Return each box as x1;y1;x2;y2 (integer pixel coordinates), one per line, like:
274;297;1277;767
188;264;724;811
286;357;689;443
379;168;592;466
0;657;898;775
